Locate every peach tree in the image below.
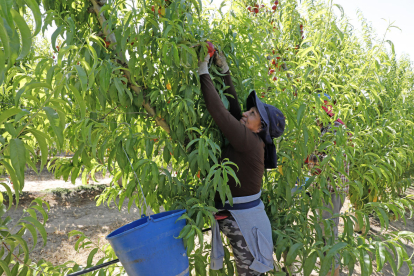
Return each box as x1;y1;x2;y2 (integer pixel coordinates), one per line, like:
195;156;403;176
1;0;414;275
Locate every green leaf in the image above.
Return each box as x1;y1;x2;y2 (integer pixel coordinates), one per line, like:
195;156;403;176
69;85;86;119
20;223;37;250
0;182;13;210
22;216;47;246
15;82;53;105
0;1;13;30
0;108;21;126
9;235;29;263
87;248;99;267
304;251;317;276
0;161;19;204
384;248;397;276
10;9;32;60
10;138;26;190
326;242;347;259
43;106;63;145
24;0;42;36
376;242;386;271
296;104;306;125
0;20;11;61
0;47;5;82
0;259;11;276
28;129;49;172
51;25;63;52
114;78;127;106
286;243;303;266
74;65;88;92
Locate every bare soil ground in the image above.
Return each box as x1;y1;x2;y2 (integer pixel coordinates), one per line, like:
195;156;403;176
3;169;414;275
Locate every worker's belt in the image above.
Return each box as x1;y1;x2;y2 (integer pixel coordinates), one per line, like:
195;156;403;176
215;198;261;210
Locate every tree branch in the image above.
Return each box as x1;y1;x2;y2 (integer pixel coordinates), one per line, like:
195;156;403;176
89;0;171;134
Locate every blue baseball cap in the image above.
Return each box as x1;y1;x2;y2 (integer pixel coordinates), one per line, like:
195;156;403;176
246;90;285;168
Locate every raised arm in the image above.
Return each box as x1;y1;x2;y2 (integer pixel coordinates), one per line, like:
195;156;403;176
222;71;242;121
214;52;242;120
200;73;258;152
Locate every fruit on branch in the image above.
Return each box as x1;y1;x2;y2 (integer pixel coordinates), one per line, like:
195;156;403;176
272;5;277;11
166;82;172;90
247;6;252;12
253;3;259;13
206;41;215;57
158;6;165;16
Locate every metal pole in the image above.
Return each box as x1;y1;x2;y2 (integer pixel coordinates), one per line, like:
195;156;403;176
67;259;120;276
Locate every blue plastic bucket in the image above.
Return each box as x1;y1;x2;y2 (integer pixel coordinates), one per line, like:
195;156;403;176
106;209;189;276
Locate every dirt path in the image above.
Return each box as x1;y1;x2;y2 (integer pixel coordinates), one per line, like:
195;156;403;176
6;184;141;270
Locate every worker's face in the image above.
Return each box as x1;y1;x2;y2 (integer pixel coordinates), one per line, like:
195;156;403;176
240;107;262;133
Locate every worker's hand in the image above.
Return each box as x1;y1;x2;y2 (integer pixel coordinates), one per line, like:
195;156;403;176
197;53;210;75
213;51;229;73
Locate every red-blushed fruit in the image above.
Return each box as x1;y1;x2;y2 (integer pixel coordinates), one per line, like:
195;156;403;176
273;77;277;81
206;41;215;57
272;50;275;54
272;5;277;11
253;7;259;13
300;24;303;29
268;69;275;75
167;100;170;104
272;59;276;65
151;5;155;12
302;36;304;39
274;0;279;4
247;6;251;12
52;55;55;59
131;42;134;45
261;4;265;8
255;3;259;8
276;56;281;60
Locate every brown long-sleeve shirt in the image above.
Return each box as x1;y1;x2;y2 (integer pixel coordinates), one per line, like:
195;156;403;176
200;72;265;201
